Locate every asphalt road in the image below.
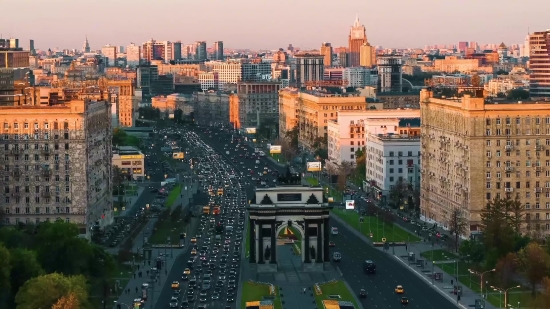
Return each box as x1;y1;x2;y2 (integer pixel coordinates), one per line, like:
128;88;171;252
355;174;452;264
329;217;455;309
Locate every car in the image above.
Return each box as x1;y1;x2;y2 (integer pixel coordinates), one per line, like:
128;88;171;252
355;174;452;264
191;249;197;255
191;237;197;243
180;300;190;308
401;297;409;305
171;281;180;289
359;289;367;298
169;297;179;308
181;275;189;281
183;268;191;275
395;285;404;294
212;292;220;299
329;241;335;247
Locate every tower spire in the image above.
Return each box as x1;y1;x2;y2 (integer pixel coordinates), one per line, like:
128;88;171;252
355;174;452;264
355;14;359;25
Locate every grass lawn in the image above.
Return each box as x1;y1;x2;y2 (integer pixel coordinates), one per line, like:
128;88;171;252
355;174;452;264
270;153;286;164
148;207;185;245
420;249;533;307
313;280;359;309
332;208;420;243
306;177;320;186
240;281;282;309
165;184;182;208
326;185;343;202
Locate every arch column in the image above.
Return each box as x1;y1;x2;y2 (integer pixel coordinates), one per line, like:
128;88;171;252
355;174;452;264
316;220;323;263
270;221;277;263
258;222;264;263
304;220;310;263
249;218;255;263
323;217;330;262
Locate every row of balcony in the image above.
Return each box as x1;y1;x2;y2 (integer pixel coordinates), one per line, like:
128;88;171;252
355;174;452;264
7;192;56;198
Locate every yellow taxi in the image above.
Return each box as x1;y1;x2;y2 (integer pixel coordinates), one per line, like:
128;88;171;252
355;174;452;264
171;281;180;289
183;268;191;275
395;285;404;294
191;237;197;243
191;249;197;255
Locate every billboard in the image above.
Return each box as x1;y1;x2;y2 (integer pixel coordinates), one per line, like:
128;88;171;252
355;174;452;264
270;145;282;154
172;152;185;159
345;200;355;210
306;162;322;172
245;127;257;134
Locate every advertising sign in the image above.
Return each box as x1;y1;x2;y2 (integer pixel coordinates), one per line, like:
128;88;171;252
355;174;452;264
172;152;185;159
306;162;322;172
245;127;257;134
270;145;282;154
345;200;355;210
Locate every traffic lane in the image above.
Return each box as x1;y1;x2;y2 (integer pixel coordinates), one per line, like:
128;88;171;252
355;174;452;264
330;218;454;309
153;248;191;309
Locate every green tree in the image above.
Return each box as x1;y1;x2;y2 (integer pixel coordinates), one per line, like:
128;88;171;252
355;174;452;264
518;242;550;295
480;197;517;265
15;273;90;309
458;239;485;265
34;221;93;276
506;197;525;234
174;109;183;123
284;126;299;150
506;89;529;100
448;208;468;253
0;243;11;307
388;179;410;209
8;248;44;307
0;228;33;249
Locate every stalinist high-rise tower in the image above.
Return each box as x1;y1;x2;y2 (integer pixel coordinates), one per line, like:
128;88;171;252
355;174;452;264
348;15;367;67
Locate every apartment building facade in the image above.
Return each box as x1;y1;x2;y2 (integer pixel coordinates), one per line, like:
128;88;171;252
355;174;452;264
0;97;112;238
420;89;550;234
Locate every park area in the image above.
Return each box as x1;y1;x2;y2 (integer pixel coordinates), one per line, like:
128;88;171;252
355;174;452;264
305;177;343;202
241;281;282;309
148;206;187;245
332;208;419;243
313;280;359;309
165;184;182;208
421;249;533;308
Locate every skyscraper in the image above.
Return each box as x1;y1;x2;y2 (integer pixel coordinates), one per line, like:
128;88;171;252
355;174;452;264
348;15;367;67
101;44;117;67
359;43;376;67
126;43;141;67
83;36;90;53
213;41;224;60
195;41;207;61
320;43;333;67
377;55;403;93
295;53;324;88
529;30;550;98
29;39;36;56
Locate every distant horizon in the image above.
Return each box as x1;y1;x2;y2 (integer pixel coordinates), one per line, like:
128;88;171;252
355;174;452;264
2;0;547;50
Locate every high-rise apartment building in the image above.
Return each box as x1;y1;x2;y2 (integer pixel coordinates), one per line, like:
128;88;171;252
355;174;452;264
0;96;113;238
126;43;141;67
529;30;550;98
29;40;36;56
230;81;281;128
458;41;469;52
320;43;333;67
172;41;182;61
377;55;403;93
348;16;367;67
420;89;550;234
0;43;31;106
294;53;324;88
359;43;376;67
142;39;166;62
213;41;224;61
195;41;207;61
101;44;117;67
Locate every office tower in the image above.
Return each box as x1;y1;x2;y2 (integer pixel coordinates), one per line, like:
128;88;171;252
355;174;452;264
8;38;19;49
195;41;207;60
126;43;141;67
295;53;324;88
213;41;224;60
458;41;469;52
0;41;31;106
0;97;112;238
360;43;376;67
377;55;403;93
29;40;36;56
142;39;166;62
348;15;367;67
529;30;550;98
101;44;117;67
83;36;90;53
320;43;333;67
172;41;182;61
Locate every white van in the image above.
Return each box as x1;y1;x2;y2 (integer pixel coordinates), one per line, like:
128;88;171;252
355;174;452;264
331;227;338;235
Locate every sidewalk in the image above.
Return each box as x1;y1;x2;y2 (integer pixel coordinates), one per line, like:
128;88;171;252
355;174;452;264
112;211;200;309
116;186;146;217
330;213;496;309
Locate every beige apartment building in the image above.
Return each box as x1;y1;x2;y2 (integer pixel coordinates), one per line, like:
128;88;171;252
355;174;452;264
279;88;367;149
420;89;550;234
0;96;112;238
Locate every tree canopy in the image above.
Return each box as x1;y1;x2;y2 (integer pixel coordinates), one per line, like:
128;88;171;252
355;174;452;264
15;273;90;309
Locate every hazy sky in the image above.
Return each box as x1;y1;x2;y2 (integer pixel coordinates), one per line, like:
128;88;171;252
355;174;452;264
2;0;548;50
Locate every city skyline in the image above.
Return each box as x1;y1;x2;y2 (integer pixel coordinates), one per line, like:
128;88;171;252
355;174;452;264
2;0;548;50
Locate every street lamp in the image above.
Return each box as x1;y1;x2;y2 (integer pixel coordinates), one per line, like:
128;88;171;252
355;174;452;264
469;268;495;299
490;285;521;309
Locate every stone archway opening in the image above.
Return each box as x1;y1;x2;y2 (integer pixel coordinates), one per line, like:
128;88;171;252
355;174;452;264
276;220;305;270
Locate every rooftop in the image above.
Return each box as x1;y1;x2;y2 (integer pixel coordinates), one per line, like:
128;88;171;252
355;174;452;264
369;133;420;141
